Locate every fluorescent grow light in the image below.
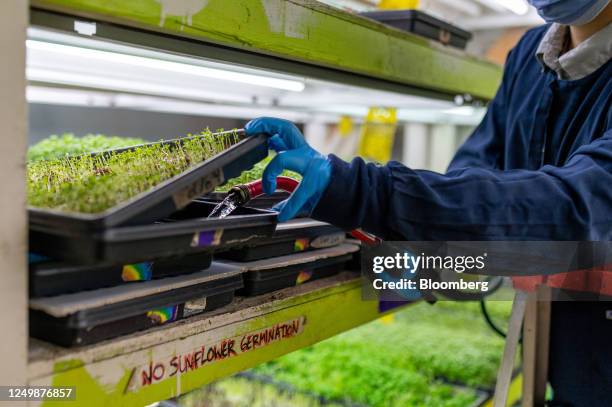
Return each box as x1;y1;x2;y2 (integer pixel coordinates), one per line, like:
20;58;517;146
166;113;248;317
26;40;305;92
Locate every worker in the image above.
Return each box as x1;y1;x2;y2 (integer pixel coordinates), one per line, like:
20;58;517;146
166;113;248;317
245;0;612;405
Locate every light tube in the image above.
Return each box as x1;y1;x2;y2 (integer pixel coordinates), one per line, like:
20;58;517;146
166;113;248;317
26;40;305;92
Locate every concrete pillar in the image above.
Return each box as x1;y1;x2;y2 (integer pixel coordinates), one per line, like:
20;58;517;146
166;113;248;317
0;0;28;386
429;123;457;173
402;122;428;169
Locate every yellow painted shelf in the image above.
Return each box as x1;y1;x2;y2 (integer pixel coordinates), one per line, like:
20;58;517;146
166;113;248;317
29;273;411;406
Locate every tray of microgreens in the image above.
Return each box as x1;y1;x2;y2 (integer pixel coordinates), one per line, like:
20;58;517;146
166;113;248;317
27;130;278;264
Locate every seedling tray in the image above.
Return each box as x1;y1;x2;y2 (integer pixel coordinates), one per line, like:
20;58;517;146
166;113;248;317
29;263;241;347
207;191;290;210
29;252;213;297
360;10;472;49
28;131;269;233
217;219;346;262
219;243;359;296
29;200;277;264
342;239;363;272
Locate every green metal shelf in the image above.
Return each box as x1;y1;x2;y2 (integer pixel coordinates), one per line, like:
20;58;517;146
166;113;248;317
31;0;502;101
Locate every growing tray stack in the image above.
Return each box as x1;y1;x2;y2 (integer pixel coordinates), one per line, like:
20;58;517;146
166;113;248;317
27;131;278;346
216;218;360;296
29;131;277;264
30;263;243;346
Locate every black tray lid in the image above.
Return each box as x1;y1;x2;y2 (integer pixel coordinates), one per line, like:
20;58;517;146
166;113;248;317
29;262;242;322
217;242;360;272
360;9;472;38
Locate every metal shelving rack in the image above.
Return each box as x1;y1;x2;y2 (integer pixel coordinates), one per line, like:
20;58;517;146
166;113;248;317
1;0;502;405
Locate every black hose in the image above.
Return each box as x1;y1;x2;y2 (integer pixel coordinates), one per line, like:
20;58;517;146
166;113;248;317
480;298;522;343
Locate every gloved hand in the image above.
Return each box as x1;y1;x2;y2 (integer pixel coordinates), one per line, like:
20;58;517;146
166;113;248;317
245;117;332;222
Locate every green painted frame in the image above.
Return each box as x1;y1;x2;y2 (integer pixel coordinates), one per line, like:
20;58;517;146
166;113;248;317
29;276;412;406
31;0;502;100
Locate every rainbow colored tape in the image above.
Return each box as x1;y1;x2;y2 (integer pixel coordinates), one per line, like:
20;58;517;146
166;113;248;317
294;238;310;252
147;305;179;325
121;262;153;282
296;270;313;285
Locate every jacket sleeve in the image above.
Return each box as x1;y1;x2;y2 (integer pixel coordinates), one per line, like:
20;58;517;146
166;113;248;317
311;129;612;240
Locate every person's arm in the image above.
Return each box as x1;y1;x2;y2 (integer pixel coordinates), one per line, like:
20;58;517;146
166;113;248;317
311;129;612;240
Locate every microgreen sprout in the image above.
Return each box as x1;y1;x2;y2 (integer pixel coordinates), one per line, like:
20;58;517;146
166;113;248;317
215;155;301;192
27;133;148;161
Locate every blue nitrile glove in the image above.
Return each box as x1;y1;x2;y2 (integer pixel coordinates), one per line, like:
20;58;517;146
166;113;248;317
245;117;332;222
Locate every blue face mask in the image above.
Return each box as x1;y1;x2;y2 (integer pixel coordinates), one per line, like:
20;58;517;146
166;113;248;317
528;0;611;25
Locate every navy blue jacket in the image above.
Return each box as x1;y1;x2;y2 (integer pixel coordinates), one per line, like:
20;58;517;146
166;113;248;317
312;26;612;241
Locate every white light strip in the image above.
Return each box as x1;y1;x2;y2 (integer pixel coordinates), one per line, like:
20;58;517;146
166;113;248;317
26;86;312;123
26;68;252;104
491;0;529;15
26;40;306;92
27;86;486;126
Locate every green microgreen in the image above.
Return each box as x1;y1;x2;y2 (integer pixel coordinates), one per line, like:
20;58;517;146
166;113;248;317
27;133;148;162
27;130;241;214
215;155;301;192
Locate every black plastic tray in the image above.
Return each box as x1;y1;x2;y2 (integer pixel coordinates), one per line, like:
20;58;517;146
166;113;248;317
29;265;242;347
29;200;277;264
207;191;290;210
360;10;472;49
217;219;345;262
28;131;269;233
30;291;234;347
238;254;352;296
30;252;213;297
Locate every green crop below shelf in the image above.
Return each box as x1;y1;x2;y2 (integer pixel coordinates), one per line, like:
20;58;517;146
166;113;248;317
215;155;301;192
251;301;512;407
176;376;346;407
27;130;240;214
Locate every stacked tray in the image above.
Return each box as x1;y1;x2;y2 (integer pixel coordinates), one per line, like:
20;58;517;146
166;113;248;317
27;131;282;347
218;243;360;296
29;132;278;264
207;191;290;210
217;219;346;262
29;252;213;297
360;10;472;49
29;263;242;347
30;200;277;265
